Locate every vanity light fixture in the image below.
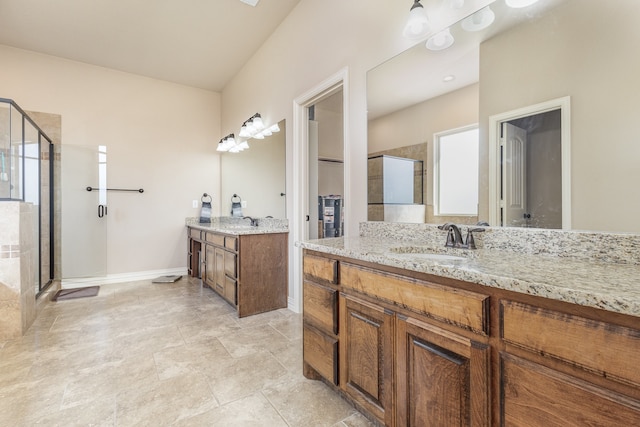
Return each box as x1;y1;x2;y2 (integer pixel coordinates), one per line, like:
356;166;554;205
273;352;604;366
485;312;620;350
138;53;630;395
505;0;539;8
217;133;236;152
229;140;249;153
426;28;454;51
239;113;266;138
461;6;495;32
403;0;431;40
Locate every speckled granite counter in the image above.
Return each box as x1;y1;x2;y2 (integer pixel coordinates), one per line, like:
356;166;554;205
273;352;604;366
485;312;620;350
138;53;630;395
186;217;288;235
297;223;640;318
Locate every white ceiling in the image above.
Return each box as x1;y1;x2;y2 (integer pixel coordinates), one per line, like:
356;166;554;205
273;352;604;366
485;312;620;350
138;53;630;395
0;0;301;91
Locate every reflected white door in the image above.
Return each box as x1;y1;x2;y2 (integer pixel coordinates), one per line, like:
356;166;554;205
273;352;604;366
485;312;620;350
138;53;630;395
307;120;319;239
502;123;527;227
61;145;107;279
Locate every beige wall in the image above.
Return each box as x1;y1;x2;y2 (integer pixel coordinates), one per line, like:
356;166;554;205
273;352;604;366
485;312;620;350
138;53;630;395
0;45;221;276
479;0;640;232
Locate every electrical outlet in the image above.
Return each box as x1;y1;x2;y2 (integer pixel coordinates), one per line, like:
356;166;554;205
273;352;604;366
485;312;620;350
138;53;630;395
241;200;247;208
192;200;198;208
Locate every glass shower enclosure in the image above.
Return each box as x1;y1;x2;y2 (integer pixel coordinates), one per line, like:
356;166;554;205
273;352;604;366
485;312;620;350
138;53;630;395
0;98;54;295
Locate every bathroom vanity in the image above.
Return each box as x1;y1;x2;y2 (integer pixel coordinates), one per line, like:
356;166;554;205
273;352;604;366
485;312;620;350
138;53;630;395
187;218;288;317
299;223;640;426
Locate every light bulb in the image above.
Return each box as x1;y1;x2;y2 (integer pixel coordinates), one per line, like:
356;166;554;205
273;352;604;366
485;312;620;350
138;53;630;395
426;28;454;51
270;123;280;133
461;6;495;32
403;1;430;40
252;114;264;131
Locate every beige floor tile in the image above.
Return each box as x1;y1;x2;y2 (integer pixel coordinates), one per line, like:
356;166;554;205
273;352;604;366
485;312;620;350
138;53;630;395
153;338;231;381
205;350;288;404
33;396;117;426
0;279;369;426
217;324;291;358
175;392;289;427
263;376;360;427
115;372;219;426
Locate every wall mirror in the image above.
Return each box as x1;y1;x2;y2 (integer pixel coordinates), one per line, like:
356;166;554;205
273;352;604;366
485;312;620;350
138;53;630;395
367;0;640;233
220;119;286;219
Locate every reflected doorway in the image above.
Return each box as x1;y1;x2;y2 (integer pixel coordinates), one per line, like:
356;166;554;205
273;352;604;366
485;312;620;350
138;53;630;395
489;96;571;229
308;89;344;239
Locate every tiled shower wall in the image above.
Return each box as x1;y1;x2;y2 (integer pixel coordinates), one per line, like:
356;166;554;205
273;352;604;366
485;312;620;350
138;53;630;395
0;202;36;339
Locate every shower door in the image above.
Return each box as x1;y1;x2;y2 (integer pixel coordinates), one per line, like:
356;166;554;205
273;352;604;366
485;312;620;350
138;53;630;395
61;145;107;280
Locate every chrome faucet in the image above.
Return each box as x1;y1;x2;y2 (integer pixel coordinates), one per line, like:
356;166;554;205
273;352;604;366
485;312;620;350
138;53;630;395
243;216;258;227
438;223;485;249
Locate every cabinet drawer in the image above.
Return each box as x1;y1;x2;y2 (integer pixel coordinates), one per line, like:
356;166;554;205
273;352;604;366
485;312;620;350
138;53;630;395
224;252;237;278
341;262;489;334
205;232;225;247
225;236;238;251
303;254;338;284
303;281;338;335
501;300;640;387
189;228;202;240
501;353;640;425
303;324;338;385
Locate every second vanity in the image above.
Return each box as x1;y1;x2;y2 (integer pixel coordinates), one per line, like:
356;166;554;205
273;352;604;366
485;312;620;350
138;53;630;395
187;217;288;317
298;222;640;426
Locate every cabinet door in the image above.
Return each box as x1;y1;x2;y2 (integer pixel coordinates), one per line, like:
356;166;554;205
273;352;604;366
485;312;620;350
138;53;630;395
396;315;490;427
339;294;394;426
214;247;225;295
204;244;216;289
224;275;237;306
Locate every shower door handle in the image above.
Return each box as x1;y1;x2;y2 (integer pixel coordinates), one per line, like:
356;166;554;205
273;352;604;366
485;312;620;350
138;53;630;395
98;204;107;218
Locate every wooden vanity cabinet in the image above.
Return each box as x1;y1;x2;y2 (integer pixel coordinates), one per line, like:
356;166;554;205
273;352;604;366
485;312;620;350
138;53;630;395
188;228;287;317
302;249;640;426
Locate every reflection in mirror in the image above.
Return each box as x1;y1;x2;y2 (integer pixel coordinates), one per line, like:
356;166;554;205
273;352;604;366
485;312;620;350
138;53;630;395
221;119;286;219
367;0;640;233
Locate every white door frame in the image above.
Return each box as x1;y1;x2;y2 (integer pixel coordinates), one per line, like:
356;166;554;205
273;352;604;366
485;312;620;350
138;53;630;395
488;96;571;229
290;67;349;313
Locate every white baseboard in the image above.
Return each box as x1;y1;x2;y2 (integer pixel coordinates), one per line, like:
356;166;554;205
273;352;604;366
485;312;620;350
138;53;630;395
61;267;188;288
287;296;301;314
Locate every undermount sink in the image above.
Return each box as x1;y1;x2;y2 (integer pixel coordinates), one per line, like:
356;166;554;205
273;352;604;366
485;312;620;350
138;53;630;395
386;246;468;262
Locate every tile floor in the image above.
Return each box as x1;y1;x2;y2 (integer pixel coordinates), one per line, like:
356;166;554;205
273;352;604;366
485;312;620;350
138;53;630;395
0;277;374;426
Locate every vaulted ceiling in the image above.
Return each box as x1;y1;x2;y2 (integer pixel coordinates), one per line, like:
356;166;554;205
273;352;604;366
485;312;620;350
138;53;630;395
0;0;301;91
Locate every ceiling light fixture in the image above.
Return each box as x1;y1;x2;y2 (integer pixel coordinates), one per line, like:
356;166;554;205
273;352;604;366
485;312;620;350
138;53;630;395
426;28;455;51
505;0;540;8
403;0;431;40
461;6;495;31
443;74;456;82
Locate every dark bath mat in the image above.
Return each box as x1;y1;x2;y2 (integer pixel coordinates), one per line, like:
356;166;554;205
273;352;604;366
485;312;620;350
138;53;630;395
52;286;100;301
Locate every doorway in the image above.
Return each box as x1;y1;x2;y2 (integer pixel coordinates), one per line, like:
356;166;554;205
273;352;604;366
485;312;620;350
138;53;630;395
291;68;349;312
489;96;571;229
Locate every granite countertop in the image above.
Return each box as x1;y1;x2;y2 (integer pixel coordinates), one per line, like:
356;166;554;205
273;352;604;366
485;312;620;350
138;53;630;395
186;217;288;236
298;236;640;318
